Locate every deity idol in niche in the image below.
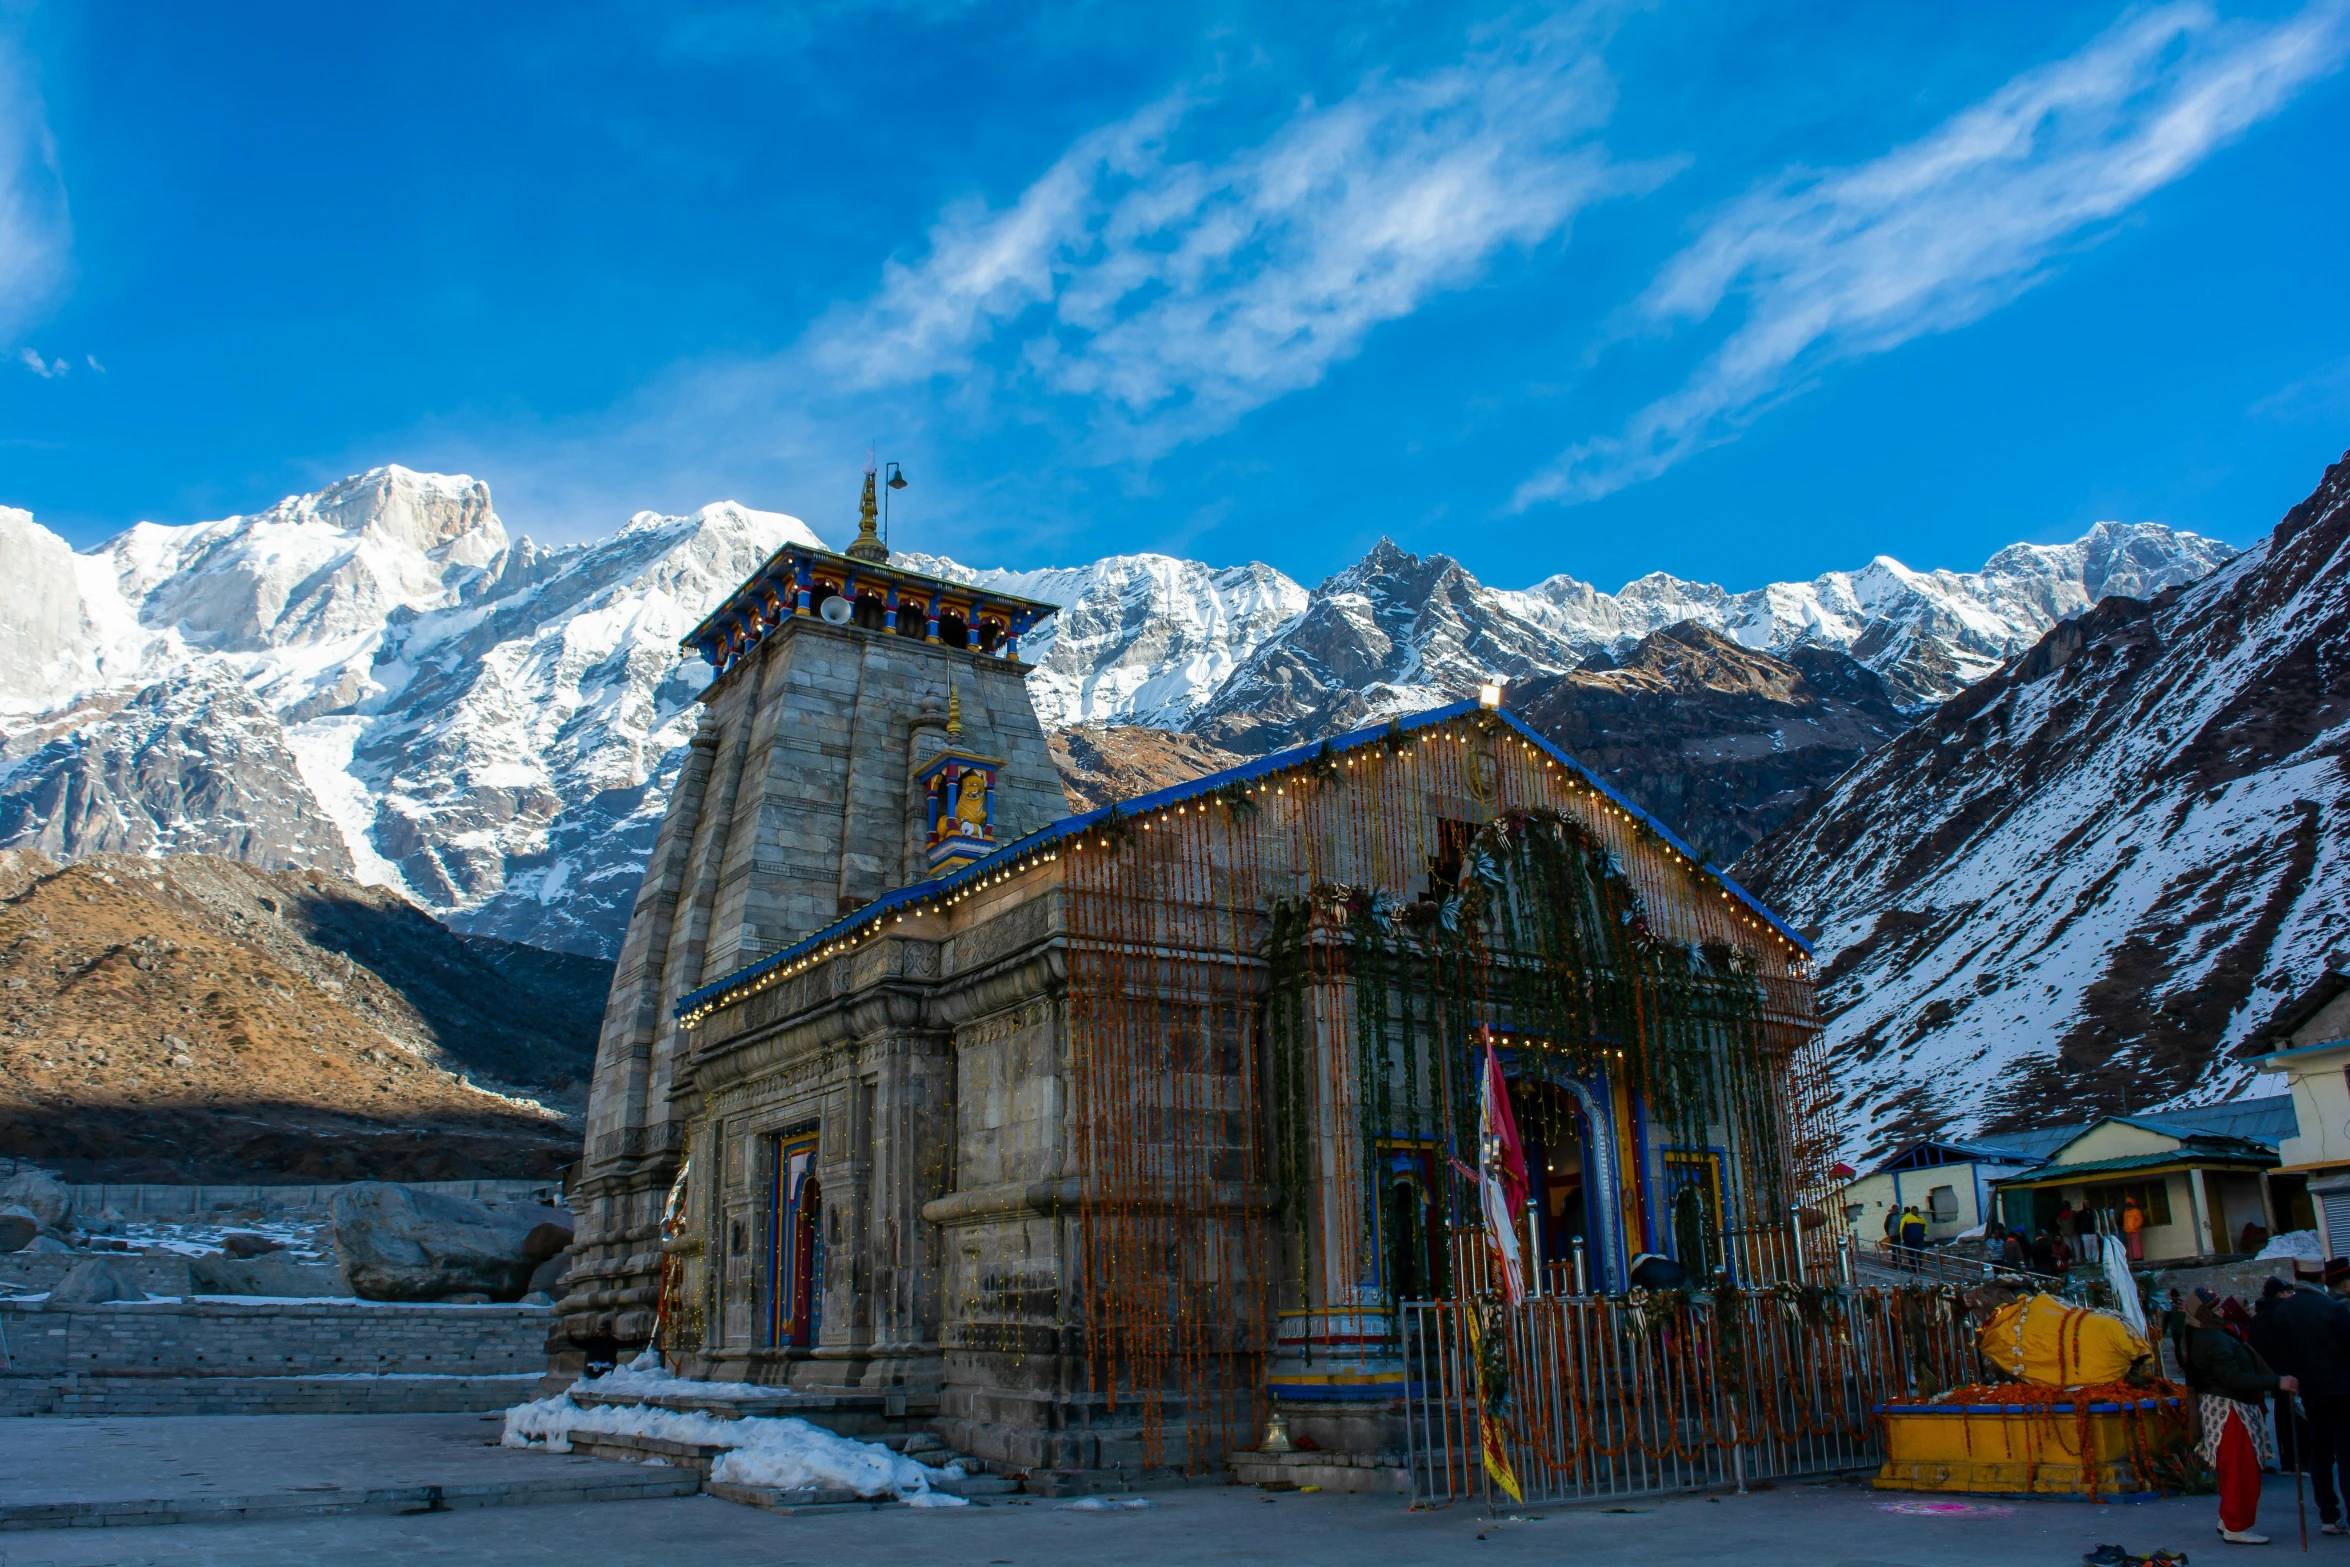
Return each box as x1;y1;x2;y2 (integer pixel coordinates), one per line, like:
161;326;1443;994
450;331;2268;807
955;768;989;835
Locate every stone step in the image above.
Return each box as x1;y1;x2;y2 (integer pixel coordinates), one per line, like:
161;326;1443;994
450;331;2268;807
0;1469;702;1533
567;1385;940;1434
934;1472;1019;1497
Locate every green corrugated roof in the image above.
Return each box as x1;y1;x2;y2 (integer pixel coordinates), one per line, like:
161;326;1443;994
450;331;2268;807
1990;1147;2276;1186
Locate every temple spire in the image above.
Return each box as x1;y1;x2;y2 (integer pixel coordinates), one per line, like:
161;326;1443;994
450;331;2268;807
946;685;963;738
847;451;888;564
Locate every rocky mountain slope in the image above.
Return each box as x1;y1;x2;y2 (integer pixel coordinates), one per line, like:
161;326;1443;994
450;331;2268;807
1737;451;2350;1159
0;465;2231;958
1047;724;1247;813
0;848;608;1182
1511;625;1908;869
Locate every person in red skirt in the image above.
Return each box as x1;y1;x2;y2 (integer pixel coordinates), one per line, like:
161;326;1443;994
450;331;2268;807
2186;1286;2299;1544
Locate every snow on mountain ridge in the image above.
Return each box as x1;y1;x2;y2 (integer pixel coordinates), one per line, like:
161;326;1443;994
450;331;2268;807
893;548;1310;729
0;465;2239;958
1508;521;2234;708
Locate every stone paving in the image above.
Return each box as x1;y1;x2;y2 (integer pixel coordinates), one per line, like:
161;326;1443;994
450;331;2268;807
0;1412;2317;1567
0;1414;695;1532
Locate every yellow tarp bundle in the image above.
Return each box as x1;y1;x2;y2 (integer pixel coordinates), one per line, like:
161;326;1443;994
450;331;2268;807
1977;1293;2151;1388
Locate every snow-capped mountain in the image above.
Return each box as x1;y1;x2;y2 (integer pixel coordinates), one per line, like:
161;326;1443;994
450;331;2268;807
1188;539;1590;751
0;464;2237;959
0;467;818;956
1177;523;2231;751
1506;521;2239;710
1736;451;2350;1160
893;550;1308;730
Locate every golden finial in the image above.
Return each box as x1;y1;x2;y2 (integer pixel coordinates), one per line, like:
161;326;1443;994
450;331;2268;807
847;451;888;564
945;685;963;738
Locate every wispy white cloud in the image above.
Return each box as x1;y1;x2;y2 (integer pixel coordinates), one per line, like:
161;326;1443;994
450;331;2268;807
83;352;101;373
2249;352;2350;420
16;344;62;377
0;33;68;339
808;13;1659;455
1519;0;2350;508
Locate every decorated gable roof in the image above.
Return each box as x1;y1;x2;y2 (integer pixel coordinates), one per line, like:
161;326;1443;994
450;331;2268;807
676;700;1814;1025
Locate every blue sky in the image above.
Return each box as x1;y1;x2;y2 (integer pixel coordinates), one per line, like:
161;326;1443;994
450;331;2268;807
1;1;2346;593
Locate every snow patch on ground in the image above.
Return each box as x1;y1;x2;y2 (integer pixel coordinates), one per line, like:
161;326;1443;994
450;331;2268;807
116;1216;328;1259
503;1372;965;1503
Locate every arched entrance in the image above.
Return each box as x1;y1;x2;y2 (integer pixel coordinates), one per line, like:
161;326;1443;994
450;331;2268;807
1376;1145;1445;1303
1514;1080;1602;1293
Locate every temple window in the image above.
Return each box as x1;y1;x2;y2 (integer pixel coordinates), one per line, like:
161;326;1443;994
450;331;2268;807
852;590;887;630
1427;817;1477;897
936;609;969;648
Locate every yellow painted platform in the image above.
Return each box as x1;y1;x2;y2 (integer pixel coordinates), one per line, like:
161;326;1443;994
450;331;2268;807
1872;1397;2181;1499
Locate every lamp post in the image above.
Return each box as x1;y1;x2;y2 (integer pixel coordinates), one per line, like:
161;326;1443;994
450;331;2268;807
882;461;907;548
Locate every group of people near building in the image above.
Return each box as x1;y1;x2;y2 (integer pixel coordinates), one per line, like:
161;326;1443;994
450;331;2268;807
2177;1260;2350;1545
1987;1197;2148;1275
1883;1195;2150;1274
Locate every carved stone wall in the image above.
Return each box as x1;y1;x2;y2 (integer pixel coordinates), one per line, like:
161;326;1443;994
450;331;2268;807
566;609;1058;1350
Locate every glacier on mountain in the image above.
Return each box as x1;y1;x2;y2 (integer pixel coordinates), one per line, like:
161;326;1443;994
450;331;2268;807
0;464;2234;957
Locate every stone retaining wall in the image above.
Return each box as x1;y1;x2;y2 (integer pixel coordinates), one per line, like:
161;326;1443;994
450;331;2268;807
0;1372;542;1418
63;1177;564;1217
0;1254;196;1296
0;1298;552;1380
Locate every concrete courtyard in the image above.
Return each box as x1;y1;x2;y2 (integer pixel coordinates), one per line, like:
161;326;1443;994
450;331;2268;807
0;1414;2307;1567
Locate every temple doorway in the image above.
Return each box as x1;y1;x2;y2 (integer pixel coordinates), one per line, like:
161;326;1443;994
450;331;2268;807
767;1131;822;1348
1375;1142;1447;1304
1514;1080;1600;1292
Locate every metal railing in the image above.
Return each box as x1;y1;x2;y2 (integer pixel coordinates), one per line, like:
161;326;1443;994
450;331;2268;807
1402;1286;1977;1507
1848;1237;2062;1292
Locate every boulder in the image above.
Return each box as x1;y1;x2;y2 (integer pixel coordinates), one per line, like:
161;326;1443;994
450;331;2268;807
24;1234;73;1254
0;1167;73;1233
526;1251;570;1298
221;1231;286;1259
330;1181;540;1302
0;1204;36;1254
523;1221;573;1263
48;1257;147;1303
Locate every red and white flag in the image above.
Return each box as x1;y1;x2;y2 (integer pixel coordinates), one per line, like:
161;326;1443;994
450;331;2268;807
1478;1036;1530;1305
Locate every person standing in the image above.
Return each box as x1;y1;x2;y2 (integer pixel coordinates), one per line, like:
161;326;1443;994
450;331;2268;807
2001;1228;2027;1269
1899;1205;1926;1253
2185;1286;2298;1545
2270;1260;2350;1536
2122;1195;2147;1261
2249;1276;2301;1475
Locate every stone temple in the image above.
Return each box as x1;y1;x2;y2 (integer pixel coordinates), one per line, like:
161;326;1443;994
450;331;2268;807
562;474;1830;1482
